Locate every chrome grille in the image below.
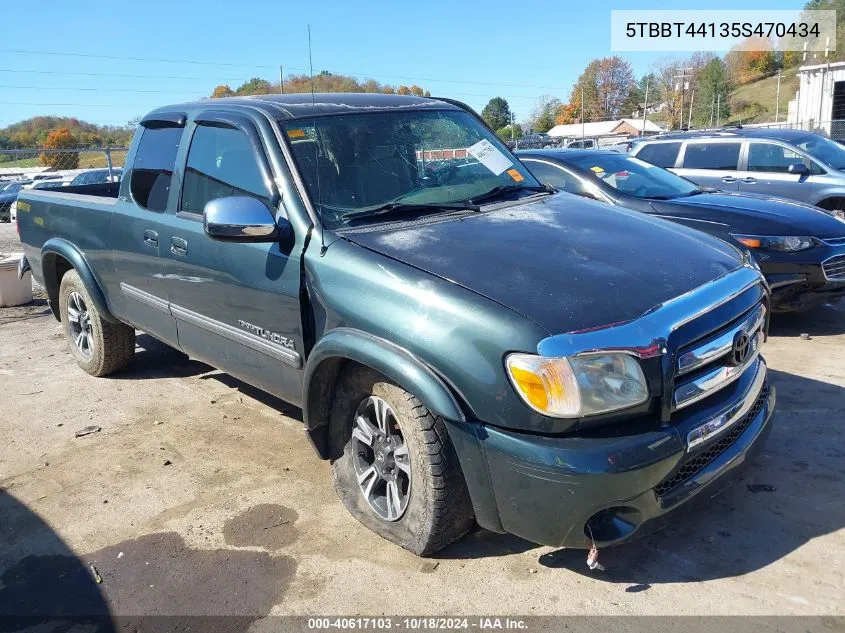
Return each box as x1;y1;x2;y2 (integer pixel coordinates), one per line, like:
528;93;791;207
672;302;766;411
823;254;845;281
655;384;769;497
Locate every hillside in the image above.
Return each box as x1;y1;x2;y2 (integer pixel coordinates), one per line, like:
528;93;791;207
0;116;134;150
728;69;801;124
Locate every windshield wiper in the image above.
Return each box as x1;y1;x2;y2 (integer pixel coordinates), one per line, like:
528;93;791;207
341;201;479;223
468;184;553;206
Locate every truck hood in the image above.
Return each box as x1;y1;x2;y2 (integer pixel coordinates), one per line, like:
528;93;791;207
342;195;743;334
659;192;845;238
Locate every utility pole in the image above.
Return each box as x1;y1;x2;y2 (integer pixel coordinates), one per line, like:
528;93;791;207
640;77;650;137
688;89;695;130
716;94;721;127
581;87;585;140
709;94;715;128
674;67;694;130
773;70;785;123
279;65;284;94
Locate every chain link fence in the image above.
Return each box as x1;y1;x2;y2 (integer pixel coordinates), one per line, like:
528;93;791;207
0;147;127;181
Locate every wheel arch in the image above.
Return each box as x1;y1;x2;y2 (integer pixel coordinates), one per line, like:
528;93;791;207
815;196;845;212
41;238;118;323
302;328;468;460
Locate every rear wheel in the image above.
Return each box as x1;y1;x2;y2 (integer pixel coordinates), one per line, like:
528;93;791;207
59;270;135;376
330;366;475;556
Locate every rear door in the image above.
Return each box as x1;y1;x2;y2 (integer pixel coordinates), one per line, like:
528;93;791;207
675;140;742;191
110;117;184;347
160;112;305;403
735;140;818;202
631;141;682;170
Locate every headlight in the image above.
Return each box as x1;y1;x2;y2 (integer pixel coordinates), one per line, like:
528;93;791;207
505;352;649;418
732;234;815;252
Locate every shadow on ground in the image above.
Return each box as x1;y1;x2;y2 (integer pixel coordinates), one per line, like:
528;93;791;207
0;491;298;630
770;301;845;337
537;369;845;584
0;489;114;632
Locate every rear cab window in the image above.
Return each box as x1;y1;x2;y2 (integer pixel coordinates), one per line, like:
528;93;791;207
635;142;681;168
129;126;183;212
681;142;741;170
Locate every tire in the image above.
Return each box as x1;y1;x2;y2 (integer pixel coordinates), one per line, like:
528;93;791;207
58;270;135;376
330;366;475;556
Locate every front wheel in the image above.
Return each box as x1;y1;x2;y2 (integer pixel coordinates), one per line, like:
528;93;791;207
330;366;475;556
58;270;135;376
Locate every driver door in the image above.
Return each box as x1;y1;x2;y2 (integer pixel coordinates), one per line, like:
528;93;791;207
159;113;305;403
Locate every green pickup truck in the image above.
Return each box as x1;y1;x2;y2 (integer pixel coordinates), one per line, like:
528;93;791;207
17;93;775;555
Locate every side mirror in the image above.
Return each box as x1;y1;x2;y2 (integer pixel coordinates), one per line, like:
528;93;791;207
203;196;285;242
787;163;810;177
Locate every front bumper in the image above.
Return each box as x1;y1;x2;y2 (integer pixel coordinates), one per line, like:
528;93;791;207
759;247;845;311
447;359;775;549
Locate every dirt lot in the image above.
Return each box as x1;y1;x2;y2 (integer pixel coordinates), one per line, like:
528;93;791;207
1;222;844;621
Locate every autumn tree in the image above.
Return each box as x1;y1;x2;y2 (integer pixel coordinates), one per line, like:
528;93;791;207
40;127;79;169
397;85;412;95
725;38;778;85
212;84;235;99
482;97;512;131
569;56;636;122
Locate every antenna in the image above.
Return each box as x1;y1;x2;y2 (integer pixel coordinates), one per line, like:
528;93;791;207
307;25;326;254
308;25;316;106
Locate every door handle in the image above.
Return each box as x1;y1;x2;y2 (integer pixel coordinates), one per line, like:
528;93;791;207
721;176;737;183
143;230;158;248
741;177;757;184
170;237;188;256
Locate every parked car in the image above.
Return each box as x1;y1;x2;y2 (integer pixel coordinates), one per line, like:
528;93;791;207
0;180;31;222
566;138;598;149
24;179;71;190
630;127;845;217
70;168;123;186
17;93;773;555
518;148;845;312
518;132;558;149
605;139;636;153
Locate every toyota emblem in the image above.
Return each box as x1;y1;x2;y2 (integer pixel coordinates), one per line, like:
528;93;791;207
730;331;751;366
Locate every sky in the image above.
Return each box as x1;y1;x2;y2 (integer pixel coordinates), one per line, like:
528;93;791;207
0;0;804;130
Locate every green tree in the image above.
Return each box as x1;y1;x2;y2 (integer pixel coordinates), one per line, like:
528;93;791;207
495;123;523;142
481;97;512;131
690;57;733;127
531;95;562;132
236;78;272;96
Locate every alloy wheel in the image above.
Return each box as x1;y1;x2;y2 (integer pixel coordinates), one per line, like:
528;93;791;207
66;291;94;359
350;395;411;521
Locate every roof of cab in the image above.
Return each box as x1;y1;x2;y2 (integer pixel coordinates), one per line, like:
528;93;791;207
145;93;463;121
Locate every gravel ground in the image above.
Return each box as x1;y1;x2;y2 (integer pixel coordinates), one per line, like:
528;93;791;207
1;222;844;621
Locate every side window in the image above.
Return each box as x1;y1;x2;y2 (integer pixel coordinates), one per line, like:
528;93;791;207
747;143;813;174
130;126;183;212
682;142;741;170
635;142;681;168
523;160;593;198
180;124;272;215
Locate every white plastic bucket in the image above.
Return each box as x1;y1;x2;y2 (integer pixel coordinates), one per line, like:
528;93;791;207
0;253;33;307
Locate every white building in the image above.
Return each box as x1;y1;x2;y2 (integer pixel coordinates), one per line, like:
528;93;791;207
546;118;664;143
787;60;845;134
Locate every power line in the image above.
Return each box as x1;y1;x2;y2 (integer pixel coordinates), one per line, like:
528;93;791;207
0;48;570;91
0;68;250;82
0;84;209;95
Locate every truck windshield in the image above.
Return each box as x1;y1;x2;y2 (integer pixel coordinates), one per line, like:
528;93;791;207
568;153;700;199
282;109;540;228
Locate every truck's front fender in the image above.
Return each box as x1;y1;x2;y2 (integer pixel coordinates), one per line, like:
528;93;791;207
302;327;466;459
41;238;118;323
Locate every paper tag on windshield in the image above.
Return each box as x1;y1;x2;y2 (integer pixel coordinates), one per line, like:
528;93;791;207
468;139;512;176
